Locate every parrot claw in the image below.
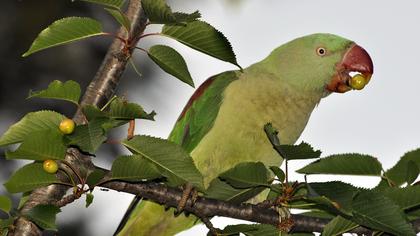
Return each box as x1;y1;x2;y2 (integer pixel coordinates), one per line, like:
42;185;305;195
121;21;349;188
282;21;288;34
276;207;293;232
174;183;197;216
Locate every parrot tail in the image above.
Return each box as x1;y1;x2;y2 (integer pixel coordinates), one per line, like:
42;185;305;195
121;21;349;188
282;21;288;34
115;198;198;236
114;196;142;236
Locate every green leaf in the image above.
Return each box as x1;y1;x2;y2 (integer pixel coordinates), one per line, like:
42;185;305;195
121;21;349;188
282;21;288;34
269;166;285;182
381;185;420;210
28;80;81;105
289;234;314;236
148;45;194;87
221;224;280;236
263;123;285;158
303;195;340;214
263;124;321;160
122;135;204;190
307;181;359;214
352;191;415;235
381;148;420;187
82;105;108;120
105;8;131;32
86;168;106;188
6;130;66;161
85;193;94;208
205;178;265;203
142;0;200;24
406;160;419;185
162;21;240;68
81;0;125;9
0;196;12;214
111;155;162;181
219;162;270;189
173;11;201;23
0;218;14;233
24;205;60;231
18;192;31;210
279;142;321;160
108;98;156;120
297;153;382;176
299;210;335;219
266;183;282;200
142;0;176;24
4;163;61;193
0;111;64;147
81;99;155;131
23;17;104;57
66;118;108;153
322;216;358;236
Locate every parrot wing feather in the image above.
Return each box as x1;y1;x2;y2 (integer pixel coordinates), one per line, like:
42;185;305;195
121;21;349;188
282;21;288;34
168;70;239;152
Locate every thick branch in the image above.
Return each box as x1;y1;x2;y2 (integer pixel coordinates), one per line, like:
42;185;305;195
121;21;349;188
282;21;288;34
10;1;147;235
102;180;420;234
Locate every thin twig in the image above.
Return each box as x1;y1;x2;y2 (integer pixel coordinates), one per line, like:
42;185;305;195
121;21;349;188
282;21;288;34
199;215;220;236
127;120;135;140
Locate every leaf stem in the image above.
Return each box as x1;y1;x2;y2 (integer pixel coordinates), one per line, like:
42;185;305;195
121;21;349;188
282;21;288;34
134;46;148;54
138;32;161;39
55;181;77;188
105;139;121;145
100;95;117;111
102;32;127;44
58;169;76;187
129;57;143;77
61;160;84;186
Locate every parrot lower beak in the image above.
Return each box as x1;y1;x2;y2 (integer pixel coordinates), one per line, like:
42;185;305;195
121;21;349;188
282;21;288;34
327;44;374;93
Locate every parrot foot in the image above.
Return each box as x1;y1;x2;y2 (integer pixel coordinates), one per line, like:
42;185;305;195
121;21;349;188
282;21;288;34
174;183;197;216
276;207;293;232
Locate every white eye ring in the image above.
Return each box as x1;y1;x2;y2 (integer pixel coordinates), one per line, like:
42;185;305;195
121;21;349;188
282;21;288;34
316;47;327;56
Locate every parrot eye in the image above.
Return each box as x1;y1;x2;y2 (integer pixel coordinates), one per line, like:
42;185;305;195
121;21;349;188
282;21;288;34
316;47;327;56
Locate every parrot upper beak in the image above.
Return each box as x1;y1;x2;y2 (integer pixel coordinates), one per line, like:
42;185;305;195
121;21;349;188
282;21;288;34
327;44;374;93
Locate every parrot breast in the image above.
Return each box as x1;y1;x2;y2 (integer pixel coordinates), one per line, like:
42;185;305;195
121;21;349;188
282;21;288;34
191;71;323;187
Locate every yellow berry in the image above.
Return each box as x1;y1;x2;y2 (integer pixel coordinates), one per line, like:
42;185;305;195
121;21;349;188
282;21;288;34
43;160;58;174
349;74;367;90
59;118;75;134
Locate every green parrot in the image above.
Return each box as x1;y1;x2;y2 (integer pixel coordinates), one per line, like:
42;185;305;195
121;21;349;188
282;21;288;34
115;33;374;236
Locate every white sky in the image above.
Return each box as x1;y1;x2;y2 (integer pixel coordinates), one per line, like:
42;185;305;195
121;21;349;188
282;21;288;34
57;0;420;235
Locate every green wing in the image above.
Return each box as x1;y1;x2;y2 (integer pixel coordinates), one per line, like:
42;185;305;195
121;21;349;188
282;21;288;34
169;70;238;153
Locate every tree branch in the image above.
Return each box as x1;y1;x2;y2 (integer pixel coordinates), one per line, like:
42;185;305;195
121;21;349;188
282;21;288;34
10;1;147;235
102;179;420;234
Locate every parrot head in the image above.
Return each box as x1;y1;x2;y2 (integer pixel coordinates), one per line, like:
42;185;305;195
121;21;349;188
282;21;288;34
261;33;373;95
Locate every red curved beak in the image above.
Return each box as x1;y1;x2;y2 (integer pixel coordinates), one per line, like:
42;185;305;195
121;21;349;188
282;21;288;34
327;44;374;93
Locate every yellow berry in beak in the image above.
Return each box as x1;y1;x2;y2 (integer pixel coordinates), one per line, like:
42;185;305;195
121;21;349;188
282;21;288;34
59;118;75;134
349;74;367;90
43;159;58;174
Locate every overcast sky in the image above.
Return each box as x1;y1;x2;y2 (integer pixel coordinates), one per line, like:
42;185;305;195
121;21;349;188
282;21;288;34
54;1;420;235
